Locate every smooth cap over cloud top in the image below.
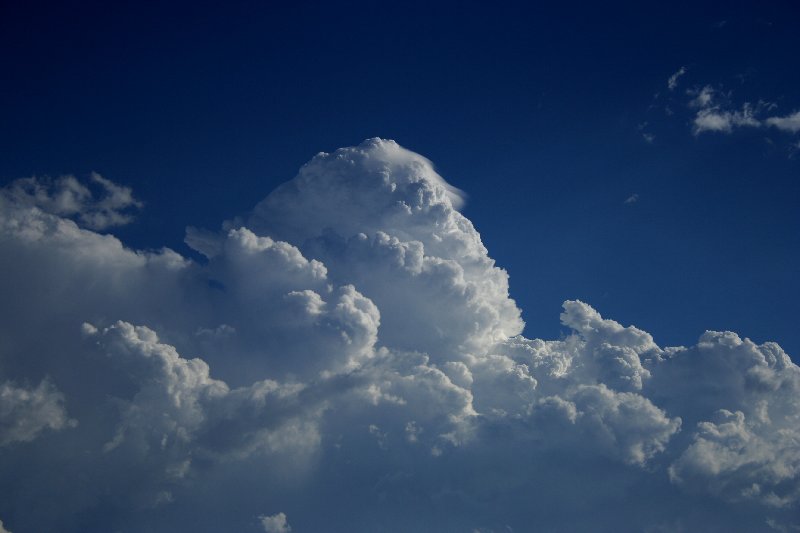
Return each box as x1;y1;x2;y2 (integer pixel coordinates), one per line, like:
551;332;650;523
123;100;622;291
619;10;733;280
0;138;798;532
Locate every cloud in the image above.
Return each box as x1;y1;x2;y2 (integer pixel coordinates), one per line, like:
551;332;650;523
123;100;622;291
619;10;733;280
259;512;291;533
1;173;142;230
625;193;639;204
766;111;800;133
687;86;761;135
682;84;800;143
0;378;76;446
693;104;760;134
668;67;687;90
0;139;798;531
688;85;715;109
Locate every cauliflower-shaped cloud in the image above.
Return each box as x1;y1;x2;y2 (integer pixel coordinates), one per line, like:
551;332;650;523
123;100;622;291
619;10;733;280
0;139;797;532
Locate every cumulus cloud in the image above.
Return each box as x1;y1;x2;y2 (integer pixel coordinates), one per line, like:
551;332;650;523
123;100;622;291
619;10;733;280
259;512;291;533
0;138;797;532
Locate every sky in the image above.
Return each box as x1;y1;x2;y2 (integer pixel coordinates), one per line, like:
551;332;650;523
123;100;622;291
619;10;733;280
1;1;799;532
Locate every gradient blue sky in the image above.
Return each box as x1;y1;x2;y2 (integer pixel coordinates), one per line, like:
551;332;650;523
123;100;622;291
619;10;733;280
2;0;798;357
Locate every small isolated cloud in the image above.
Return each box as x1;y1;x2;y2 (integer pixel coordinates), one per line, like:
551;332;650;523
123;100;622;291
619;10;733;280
668;67;687;90
638;122;655;143
693;103;761;135
688;85;716;109
765;111;800;133
625;193;639;204
259;513;291;533
676;81;800;146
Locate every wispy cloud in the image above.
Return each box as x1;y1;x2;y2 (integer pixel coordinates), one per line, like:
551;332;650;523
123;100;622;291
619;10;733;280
638;122;655;143
2;172;142;230
625;193;639;204
688;85;715;109
668;67;687;91
684;84;800;141
649;69;800;156
765;110;800;133
693;103;761;135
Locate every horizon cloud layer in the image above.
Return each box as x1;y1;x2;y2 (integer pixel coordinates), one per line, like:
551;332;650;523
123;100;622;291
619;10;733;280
0;139;798;532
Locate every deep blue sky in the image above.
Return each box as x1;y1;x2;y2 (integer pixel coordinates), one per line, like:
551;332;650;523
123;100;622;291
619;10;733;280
2;0;798;356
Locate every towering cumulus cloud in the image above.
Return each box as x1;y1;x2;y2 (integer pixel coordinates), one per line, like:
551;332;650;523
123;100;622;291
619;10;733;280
0;139;797;531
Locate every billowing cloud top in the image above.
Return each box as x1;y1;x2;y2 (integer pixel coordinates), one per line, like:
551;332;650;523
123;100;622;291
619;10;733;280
0;139;798;532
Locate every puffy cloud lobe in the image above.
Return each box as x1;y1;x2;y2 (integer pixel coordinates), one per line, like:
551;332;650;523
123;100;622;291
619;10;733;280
0;139;798;531
476;301;679;466
259;512;291;533
84;320;321;463
189;226;379;381
652;331;800;508
670;409;800;507
247;139;523;360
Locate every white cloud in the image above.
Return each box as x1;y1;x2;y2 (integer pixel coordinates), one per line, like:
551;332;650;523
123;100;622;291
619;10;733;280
693;103;761;134
686;86;762;135
0;378;76;446
688;85;715;109
625;193;639;204
259;512;291;533
668;67;687;90
0;139;798;531
681;83;800;143
766;111;800;133
2;173;142;230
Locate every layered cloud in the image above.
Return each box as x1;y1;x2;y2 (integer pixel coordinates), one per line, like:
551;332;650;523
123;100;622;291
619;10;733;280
0;139;797;531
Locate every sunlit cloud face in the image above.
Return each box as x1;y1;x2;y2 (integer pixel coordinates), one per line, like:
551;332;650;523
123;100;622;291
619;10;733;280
0;139;798;532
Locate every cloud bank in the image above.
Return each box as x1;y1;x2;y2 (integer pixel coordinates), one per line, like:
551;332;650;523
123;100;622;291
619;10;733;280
0;138;798;532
